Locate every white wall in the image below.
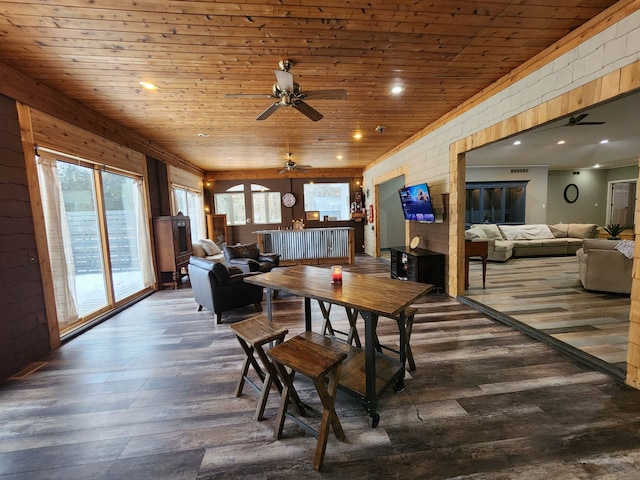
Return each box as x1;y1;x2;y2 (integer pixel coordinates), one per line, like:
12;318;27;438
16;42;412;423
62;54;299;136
547;169;607;224
363;7;640;256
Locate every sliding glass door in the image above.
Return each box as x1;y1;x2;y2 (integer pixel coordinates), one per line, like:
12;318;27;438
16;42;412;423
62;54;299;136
37;155;154;336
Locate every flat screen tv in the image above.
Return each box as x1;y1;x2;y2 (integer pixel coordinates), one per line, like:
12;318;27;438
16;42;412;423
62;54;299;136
399;183;435;222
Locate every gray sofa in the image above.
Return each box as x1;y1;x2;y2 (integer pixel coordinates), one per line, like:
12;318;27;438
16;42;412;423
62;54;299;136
465;223;599;262
576;238;633;294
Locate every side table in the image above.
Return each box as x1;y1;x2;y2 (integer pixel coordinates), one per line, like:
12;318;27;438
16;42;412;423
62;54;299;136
465;240;488;288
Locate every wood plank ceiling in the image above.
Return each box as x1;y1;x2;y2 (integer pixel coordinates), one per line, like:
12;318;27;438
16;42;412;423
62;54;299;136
0;1;619;174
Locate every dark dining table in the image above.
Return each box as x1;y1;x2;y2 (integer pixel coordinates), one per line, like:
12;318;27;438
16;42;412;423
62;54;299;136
245;265;432;426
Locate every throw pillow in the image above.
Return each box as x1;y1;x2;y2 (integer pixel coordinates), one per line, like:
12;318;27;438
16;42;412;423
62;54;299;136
548;223;569;238
191;242;207;258
465;227;487;240
472;224;504;240
567;223;598;239
200;238;222;256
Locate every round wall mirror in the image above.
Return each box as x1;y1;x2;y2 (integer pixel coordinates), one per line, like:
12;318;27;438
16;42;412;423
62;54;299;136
563;183;579;203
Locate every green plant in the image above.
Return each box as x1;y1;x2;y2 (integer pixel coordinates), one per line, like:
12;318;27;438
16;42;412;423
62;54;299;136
604;223;624;238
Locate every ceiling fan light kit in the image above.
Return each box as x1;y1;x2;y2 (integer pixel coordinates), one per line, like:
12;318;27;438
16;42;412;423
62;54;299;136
278;153;312;174
226;59;347;122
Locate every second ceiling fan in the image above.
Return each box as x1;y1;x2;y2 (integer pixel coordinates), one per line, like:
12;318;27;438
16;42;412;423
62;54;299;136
225;59;348;121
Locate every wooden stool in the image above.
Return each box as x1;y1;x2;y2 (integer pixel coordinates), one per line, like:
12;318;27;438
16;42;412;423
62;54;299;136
267;331;347;471
229;316;288;421
372;307;417;371
319;301;362;348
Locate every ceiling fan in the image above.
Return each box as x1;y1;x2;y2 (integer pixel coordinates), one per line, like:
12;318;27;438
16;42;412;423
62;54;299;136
564;113;606;126
279;153;311;174
224;59;348;121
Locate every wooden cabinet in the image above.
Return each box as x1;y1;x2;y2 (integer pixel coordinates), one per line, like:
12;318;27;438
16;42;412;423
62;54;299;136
390;246;445;292
154;214;192;288
206;213;228;246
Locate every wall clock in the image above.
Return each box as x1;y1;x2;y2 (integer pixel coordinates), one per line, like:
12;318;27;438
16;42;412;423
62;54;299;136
282;192;296;207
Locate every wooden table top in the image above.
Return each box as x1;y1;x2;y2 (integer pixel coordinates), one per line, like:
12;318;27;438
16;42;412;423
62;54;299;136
245;265;433;318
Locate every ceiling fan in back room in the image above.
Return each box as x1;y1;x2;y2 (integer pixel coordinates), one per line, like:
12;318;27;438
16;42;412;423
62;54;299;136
564;113;606;126
224;59;348;121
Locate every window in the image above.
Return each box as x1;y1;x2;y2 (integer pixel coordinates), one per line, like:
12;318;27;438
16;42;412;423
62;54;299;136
303;183;350;220
172;185;204;242
37;155;154;335
215;184;246;225
252;191;282;224
466;181;527;225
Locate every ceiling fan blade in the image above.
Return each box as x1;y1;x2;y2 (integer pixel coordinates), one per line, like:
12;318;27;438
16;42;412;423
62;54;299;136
256;102;282;121
566;113;589;126
303;89;348;100
225;93;277;99
274;69;294;93
293;101;323;121
577;121;606;125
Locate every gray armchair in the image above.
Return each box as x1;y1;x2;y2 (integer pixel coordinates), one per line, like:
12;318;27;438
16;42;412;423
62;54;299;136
188;256;264;324
576;238;632;294
223;242;280;273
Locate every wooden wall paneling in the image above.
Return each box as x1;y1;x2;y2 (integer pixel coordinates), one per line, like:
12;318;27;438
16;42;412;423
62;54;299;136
30;108;145;175
626;153;640;388
14;102;60;351
620;62;640;91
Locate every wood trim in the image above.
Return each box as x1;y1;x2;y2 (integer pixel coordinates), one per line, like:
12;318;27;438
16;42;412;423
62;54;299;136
15;102;61;349
207;167;363;182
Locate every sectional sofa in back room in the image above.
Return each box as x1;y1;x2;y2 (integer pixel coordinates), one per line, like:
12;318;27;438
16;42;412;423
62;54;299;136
464;223;599;262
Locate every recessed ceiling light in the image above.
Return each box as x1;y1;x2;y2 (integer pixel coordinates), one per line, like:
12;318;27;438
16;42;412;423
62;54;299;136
336;155;343;160
139;81;158;91
513;140;522;145
600;139;609;144
557;140;566;145
197;133;210;138
391;85;404;95
594;164;601;168
353;133;363;140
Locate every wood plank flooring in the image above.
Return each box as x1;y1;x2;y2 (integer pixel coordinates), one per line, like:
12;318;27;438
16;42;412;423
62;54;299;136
2;255;640;479
464;256;630;377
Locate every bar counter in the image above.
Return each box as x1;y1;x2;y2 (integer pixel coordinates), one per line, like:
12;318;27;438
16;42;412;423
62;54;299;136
256;227;355;265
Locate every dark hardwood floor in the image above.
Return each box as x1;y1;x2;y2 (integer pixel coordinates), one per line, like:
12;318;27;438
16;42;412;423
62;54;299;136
2;255;640;479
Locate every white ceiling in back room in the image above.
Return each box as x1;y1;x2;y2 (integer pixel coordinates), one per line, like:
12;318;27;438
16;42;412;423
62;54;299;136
466;92;640;171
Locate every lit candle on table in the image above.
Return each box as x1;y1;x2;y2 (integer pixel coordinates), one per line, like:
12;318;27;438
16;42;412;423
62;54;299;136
331;265;342;285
